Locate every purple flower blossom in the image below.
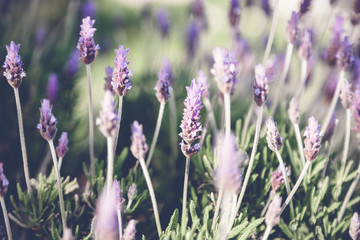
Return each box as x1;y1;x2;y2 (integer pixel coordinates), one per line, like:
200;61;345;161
352;88;360;136
229;0;241;28
340;78;353;109
325;71;338;103
113;180;125;211
288;97;300;125
349;212;360;240
46;73;59;104
298;29;312;61
77;16;99;65
96;91;119;138
271;165;290;192
298;0;311;18
262;0;271;17
304;117;322;161
155;69;172;103
253;64;269;106
336;36;354;71
122;220;136;240
191;0;207;30
323;16;343;67
130;121;148;160
266;117;283;152
179;80;204;157
323;113;336;142
210;47;237;95
353;58;360;85
104;66;115;94
127;183;137;201
65;50;80;78
265;194;282;227
37;99;58;141
186;20;200;58
287;12;299;44
3;41;26;88
197;70;209;98
161;58;174;85
81;1;97;18
112;45;133;97
157;10;170;38
0;163;9;197
56;132;69;158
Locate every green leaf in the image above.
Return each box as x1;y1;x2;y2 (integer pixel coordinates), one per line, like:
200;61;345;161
237;218;264;240
279;219;293;239
314;176;328;213
166;209;179;233
51;219;60;240
315;226;325;240
189;200;198;222
128;190;148;213
228;220;248;239
327;202;341;213
142;235;146;240
344;170;358;182
74;225;79;240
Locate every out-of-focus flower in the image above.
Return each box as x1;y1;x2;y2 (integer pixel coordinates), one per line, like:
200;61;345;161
3;41;26;88
37;99;57;141
112;45;133;97
77;16;99;65
323;113;336;142
56;132;69;158
157;10;170;38
323;16;343;67
154;69;172;103
65;50;80;78
336;36;354;71
233;34;254;74
266;117;283;152
262;0;271;17
265;193;282;227
122;220;136;240
287;11;299;44
186;20;201;58
191;0;207;30
161;58;174;85
298;29;313;61
46;73;59;104
96;91;119;138
325;71;338;103
81;1;97;18
197;70;209;98
304;117;322;161
0;163;9;197
113;180;125;211
130;121;148;160
229;0;241;28
353;58;360;85
352;88;360;136
271;165;290;192
298;0;312;18
253;64;269;106
288;97;300;125
127;183;137;201
35;28;46;47
340;78;353;109
349;212;360;240
104;66;115;94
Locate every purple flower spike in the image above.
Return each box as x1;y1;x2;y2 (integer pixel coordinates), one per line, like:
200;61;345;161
56;132;69;158
298;0;312;18
349;212;360;240
191;0;207;30
77;16;99;65
265;194;282;227
211;47;237;95
229;0;241;28
46;73;59;103
3;41;26;88
304;117;322;161
96;91;119;138
65;50;80;78
179;80;204;157
37;99;58;141
266;117;283;152
253;64;269;106
0;163;9;197
130;121;148;160
298;29;312;61
157;10;170;38
186;20;200;58
323;16;343;66
81;1;97;18
336;36;355;71
262;0;271;17
271;165;290;192
287;12;299;44
155;69;172;103
104;66;115;94
288;97;300;125
112;45;132;97
162;58;174;85
112;180;125;211
123;219;136;240
340;78;353;109
352;88;360;136
197;70;209;98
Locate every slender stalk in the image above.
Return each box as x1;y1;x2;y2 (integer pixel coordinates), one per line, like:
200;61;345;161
295;59;308;99
169;94;178;159
262;225;272;240
340;109;351;178
211;186;224;231
181;156;191;229
117;208;122;240
204;97;218;132
58;157;63;171
262;0;280;63
146;102;165;167
106;137;114;198
240;102;254;147
113;96;123;155
281;160;311;214
217;191;232;240
86;64;95;177
126;200;133;211
321;70;345;134
227;105;263;233
48;140;67;229
13;88;31;194
261;190;274;217
0;197;12;240
294;123;306;167
138;158;162;236
224;93;231;136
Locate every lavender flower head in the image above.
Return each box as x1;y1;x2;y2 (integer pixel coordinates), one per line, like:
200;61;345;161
287;12;299;44
96;91;119;138
349;212;360;240
112;180;125;211
229;0;241;28
210;47;237;95
81;0;97;18
127;183;137;201
104;66;115;94
352;88;360;137
323;16;343;66
266;117;283;152
122;220;136;240
154;69;172;103
77;16;99;65
288;97;300;125
340;78;353;109
186;20;200;58
179;80;204;157
265;194;282;227
47;73;59;103
253;64;269;106
0;163;9;197
3;41;26;88
157;10;170;38
298;29;312;61
304;117;322;161
197;70;209;98
130;121;148;160
37;99;57;141
271;165;290;192
336;36;355;71
56;132;69;158
65;50;80;78
214;134;242;194
191;0;207;30
298;0;311;18
161;58;174;85
111;45;133;97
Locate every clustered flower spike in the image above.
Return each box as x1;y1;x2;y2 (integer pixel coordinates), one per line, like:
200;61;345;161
303;117;322;161
0;163;9;197
96;91;119;138
47;73;59;103
229;0;241;28
340;78;353;109
266;117;283;152
154;69;172;103
298;0;312;18
127;183;137;201
265;194;282;227
77;16;99;65
197;70;209;99
323;16;343;66
288;97;300;125
157;10;170;38
336;36;355;71
299;29;313;61
179;80;204;157
214;134;243;194
349;212;360;240
112;45;133;97
112;180;125;211
56;132;69;158
3;41;26;88
210;47;237;95
271;165;290;192
352;88;360;137
287;11;299;44
253;64;269;106
37;99;58;141
130;121;148;160
122;220;136;240
104;66;115;94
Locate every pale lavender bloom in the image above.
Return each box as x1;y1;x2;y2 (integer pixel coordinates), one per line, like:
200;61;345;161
3;41;26;88
122;220;136;240
96;91;119;138
298;29;312;61
179;80;204;157
197;70;209;98
214;134;242;194
130;121;148;160
288;97;300;125
112;45;133;97
104;66;115;94
46;73;59;103
266;117;283;152
336;36;354;71
349;212;360;240
161;58;174;85
154;69;172;103
157;10;170;38
56;132;69;158
113;180;125;211
265;194;282;227
127;183;137;201
352;88;360;136
287;12;299;44
81;1;97;18
77;16;100;65
229;0;241;28
210;47;237;95
304;117;322;161
0;163;9;197
186;20;200;58
271;165;290;192
323;16;343;66
325;70;338;103
37;99;58;141
340;78;353;109
253;64;269;106
65;50;80;78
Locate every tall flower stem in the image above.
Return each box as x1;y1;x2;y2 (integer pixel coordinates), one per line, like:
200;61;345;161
138;158;162;236
294;123;306;167
295;59;308;99
262;225;272;240
217;191;232;240
262;0;280;63
58;157;63;170
224;93;231;136
49;140;67;229
339;109;351;179
227;105;263;233
169;94;178;159
261;190;275;217
281;160;311;214
117;208;123;240
146;102;165;167
113;96;123;155
321;70;345;134
13;88;31;194
106;137;114;198
240;103;254;147
0;197;12;240
86;64;95;177
211;186;224;231
181;156;191;229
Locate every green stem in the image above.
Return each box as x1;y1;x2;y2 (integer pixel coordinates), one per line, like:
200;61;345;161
0;197;12;240
340;109;351;179
224;93;231;137
211;186;224;231
169;94;178;159
58;157;63;171
217;191;232;240
262;224;272;240
181;156;191;231
294;123;306;167
126;200;133;211
240;102;254;147
113;96;123;155
261;190;274;217
117;208;122;240
106;137;114;199
262;0;280;63
203;97;218;133
86;64;95;177
295;59;308;99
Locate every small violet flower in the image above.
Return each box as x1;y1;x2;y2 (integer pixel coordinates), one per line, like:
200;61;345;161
154;69;172;103
340;78;353;109
265;194;282;227
288;97;300;125
271;165;290;192
0;163;9;197
65;50;80;78
197;70;209;99
157;10;170;38
112;180;125;211
229;0;241;28
161;58;174;85
253;64;269;106
266;117;283;152
46;73;59;104
130;121;148;160
336;36;355;71
122;220;136;240
298;29;313;61
186;20;200;58
287;11;299;45
104;66;115;94
349;212;360;240
111;45;133;97
37;99;58;141
323;15;343;66
77;16;99;65
298;0;312;18
56;132;69;158
3;41;26;88
303;117;322;161
81;0;97;18
96;91;119;138
191;0;207;30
